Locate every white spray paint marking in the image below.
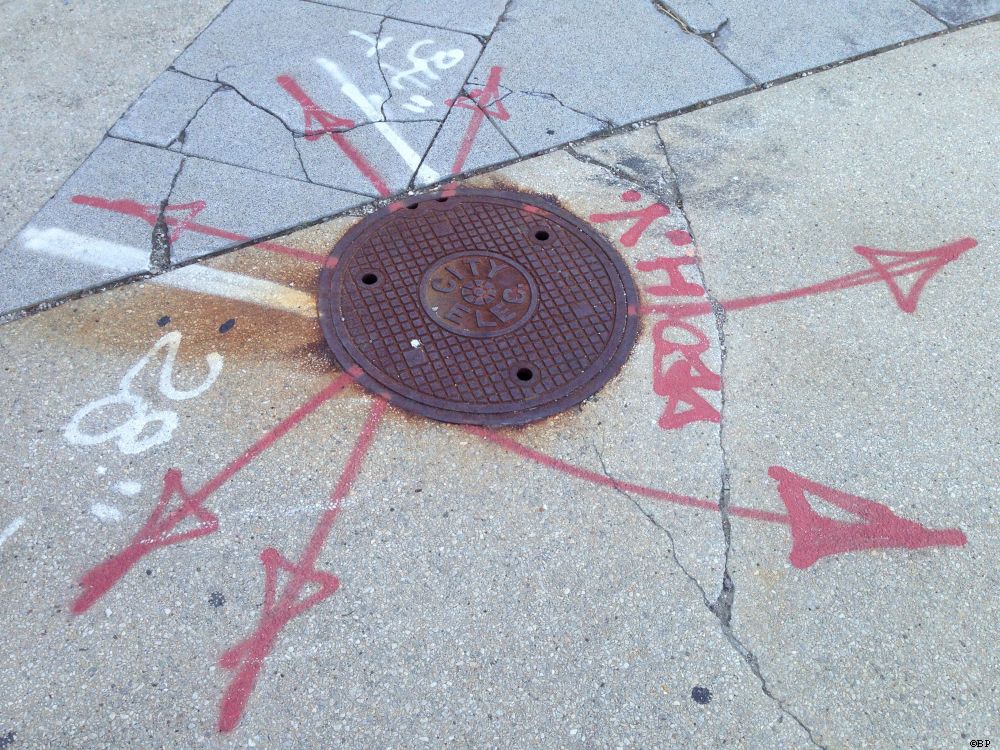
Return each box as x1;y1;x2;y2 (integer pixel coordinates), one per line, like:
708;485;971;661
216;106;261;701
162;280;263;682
166;264;315;318
23;227;315;317
316;57;440;185
65;331;223;455
0;517;25;548
114;480;142;496
90;503;123;523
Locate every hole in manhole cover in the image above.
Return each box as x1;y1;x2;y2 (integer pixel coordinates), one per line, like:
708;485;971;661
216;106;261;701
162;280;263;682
318;188;639;426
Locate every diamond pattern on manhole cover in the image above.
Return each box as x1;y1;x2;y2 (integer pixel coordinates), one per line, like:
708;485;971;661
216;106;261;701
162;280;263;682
318;188;639;426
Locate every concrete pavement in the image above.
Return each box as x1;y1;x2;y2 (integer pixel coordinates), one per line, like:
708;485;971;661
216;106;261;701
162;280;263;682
0;4;998;750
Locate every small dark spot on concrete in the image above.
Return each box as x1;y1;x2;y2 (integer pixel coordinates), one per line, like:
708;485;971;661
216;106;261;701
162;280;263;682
219;318;236;334
0;730;15;749
146;569;153;576
157;315;171;327
546;129;555;135
691;686;712;704
209;592;226;608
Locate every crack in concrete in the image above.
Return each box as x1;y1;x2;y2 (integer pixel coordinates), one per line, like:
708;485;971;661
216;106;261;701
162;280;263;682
652;127;827;749
568;132;827;749
150;157;187;272
372;16;394;121
519;89;613;128
405;0;514;189
562;145;662;197
651;0;729;40
167;83;223;150
108;133;376;200
169;67;315;183
648;0;756;84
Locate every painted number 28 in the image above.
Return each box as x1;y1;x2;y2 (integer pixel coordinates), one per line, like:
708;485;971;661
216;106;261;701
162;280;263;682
64;331;223;455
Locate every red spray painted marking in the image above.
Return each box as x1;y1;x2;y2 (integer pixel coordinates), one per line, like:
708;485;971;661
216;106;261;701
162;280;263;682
644;239;978;318
466;425;787;524
666;229;693;247
277;75;390;197
467;427;966;565
590;191;672;247
217;397;388;733
637;256;721;430
70;195;327;266
71;369;360;615
447;65;509;175
770;466;967;569
650;318;722;429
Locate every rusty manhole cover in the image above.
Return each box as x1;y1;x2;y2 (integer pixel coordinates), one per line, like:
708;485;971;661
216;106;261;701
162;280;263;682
318;188;639;426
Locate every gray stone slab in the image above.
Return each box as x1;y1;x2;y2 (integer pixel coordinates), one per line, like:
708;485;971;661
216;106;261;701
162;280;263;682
709;0;945;82
0;138;182;315
171;0;480;192
167;156;365;263
469;0;750;157
297;119;443;195
109;71;220;148
310;0;508;36
420;101;520;181
172;0;479;131
657;22;999;748
915;0;1000;24
179;89;306;181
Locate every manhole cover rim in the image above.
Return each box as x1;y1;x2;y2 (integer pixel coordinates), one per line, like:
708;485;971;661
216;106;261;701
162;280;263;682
318;188;639;426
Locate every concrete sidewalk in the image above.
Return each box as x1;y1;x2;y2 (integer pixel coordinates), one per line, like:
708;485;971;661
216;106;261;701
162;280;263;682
0;16;997;748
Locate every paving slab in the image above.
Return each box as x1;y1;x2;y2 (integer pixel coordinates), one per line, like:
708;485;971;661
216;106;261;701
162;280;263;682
708;0;945;82
177;89;308;182
0;0;229;250
165;156;366;264
658;20;999;749
915;0;1000;24
420;96;521;180
309;0;509;36
110;71;221;149
0;138;182;316
470;0;750;155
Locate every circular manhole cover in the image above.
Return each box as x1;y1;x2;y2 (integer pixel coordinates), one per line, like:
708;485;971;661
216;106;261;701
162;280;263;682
318;188;639;426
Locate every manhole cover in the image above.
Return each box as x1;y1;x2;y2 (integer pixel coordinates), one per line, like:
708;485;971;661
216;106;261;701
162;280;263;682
318;188;639;426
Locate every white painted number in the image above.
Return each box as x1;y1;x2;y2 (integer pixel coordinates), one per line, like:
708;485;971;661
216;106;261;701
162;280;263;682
64;331;223;455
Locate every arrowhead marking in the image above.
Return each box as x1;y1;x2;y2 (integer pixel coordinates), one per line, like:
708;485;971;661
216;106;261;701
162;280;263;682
769;466;966;568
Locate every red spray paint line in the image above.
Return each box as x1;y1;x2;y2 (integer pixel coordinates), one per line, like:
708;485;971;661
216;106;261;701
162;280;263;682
277;75;391;197
643;239;978;318
217;397;388;733
70;195;329;267
466;427;966;567
447;66;509;175
71;368;360;615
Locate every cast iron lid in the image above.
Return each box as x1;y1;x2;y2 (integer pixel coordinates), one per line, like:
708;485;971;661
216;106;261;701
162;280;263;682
318;188;639;426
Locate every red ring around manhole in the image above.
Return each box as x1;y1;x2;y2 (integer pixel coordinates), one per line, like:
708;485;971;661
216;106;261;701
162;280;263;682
318;188;639;426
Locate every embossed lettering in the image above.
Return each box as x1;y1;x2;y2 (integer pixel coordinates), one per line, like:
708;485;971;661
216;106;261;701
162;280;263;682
445;302;472;323
502;284;528;304
490;302;517;323
475;310;497;328
431;277;457;293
